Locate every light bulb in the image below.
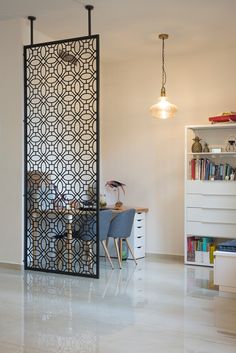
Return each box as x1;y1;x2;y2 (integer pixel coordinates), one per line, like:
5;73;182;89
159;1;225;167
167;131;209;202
150;95;177;119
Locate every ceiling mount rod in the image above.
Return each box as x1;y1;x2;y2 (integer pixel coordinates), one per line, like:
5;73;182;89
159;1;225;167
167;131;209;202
27;16;36;45
85;5;94;36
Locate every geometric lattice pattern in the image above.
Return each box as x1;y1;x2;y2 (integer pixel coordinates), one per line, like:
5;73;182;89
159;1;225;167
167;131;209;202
24;36;100;277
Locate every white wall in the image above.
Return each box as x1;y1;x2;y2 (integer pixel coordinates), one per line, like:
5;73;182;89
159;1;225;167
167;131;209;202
101;47;236;256
1;17;236;263
0;19;24;264
0;19;53;265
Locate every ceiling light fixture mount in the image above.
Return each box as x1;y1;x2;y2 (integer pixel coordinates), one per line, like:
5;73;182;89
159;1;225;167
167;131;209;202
150;33;177;120
85;4;94;36
27;16;36;45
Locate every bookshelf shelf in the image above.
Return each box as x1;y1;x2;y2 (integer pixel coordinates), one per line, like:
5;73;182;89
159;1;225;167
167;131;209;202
187;152;236;156
185;260;214;268
184;124;236;267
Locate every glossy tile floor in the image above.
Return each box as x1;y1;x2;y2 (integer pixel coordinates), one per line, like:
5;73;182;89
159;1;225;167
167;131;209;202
0;257;236;353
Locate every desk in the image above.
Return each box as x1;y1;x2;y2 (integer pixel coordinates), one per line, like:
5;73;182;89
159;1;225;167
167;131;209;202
105;206;148;213
31;206;149;272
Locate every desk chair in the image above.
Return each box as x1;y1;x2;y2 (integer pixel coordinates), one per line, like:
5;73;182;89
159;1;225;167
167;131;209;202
99;210;114;269
73;210;114;269
107;208;137;269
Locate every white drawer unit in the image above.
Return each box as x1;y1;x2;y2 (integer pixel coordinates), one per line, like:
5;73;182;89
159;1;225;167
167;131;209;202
186;208;236;224
186;193;236;209
128;211;146;259
184;124;236;267
186;221;236;238
186;180;236;195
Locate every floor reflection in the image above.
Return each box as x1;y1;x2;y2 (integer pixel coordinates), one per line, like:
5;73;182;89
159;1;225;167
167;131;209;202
1;258;236;353
184;266;236;353
23;260;143;353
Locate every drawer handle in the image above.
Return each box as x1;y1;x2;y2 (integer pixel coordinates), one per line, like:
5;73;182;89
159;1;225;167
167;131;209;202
137;246;142;249
137;219;142;221
137;226;142;229
201;221;236;225
137;236;142;239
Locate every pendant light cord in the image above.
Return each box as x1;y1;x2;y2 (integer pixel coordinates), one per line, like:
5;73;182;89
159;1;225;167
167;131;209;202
161;37;167;95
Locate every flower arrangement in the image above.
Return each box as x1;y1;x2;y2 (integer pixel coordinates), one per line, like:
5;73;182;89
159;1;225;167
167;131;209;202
105;180;126;209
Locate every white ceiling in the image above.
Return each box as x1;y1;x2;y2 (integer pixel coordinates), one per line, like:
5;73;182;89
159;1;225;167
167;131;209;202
1;0;236;61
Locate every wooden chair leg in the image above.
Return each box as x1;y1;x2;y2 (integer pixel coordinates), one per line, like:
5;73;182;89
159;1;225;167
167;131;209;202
86;240;93;272
119;238;123;261
114;238;122;269
101;240;114;269
125;238;138;265
106;237;109;248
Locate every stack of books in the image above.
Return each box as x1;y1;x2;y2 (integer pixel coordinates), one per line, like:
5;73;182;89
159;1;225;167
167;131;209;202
190;158;235;180
217;239;236;252
187;236;216;264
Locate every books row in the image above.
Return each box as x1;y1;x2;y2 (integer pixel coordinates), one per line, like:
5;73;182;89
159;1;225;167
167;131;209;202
187;236;216;264
190;158;235;180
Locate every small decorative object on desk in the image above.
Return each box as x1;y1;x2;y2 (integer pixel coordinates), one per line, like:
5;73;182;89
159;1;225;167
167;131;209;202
105;180;126;209
203;142;210;152
191;136;202;153
99;194;107;208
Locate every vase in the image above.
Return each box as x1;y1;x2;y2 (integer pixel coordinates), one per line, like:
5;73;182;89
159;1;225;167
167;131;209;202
191;136;202;152
114;187;123;209
121;239;128;261
115;200;123;209
203;143;210;152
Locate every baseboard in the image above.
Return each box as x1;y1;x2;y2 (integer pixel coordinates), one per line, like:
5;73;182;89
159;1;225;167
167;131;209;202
0;262;23;271
146;253;184;262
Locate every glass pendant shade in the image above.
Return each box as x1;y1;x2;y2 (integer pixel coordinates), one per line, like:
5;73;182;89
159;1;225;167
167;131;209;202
150;33;177;119
150;94;177;119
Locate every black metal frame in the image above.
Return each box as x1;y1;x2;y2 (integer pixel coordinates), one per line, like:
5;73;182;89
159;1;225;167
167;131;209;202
24;35;100;278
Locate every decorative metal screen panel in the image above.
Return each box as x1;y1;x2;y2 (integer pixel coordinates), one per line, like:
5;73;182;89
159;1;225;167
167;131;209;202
24;35;99;278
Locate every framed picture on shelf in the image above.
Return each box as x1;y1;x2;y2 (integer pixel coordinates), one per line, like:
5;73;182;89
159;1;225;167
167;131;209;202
211;147;222;153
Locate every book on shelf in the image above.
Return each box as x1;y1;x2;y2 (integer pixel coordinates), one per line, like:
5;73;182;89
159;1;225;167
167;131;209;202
190;158;235;181
187;236;215;264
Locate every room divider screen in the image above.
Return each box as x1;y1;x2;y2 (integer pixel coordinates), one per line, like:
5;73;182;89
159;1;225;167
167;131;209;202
24;35;100;278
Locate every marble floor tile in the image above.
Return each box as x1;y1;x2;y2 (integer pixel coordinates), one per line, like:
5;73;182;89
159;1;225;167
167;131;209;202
0;258;236;353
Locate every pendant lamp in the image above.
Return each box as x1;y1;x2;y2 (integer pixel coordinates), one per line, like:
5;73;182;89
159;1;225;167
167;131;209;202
150;34;177;119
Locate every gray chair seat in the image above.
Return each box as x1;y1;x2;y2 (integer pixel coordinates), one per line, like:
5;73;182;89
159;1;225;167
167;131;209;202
107;209;137;269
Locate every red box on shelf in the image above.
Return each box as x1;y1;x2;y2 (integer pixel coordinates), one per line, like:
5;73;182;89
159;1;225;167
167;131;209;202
209;115;236;123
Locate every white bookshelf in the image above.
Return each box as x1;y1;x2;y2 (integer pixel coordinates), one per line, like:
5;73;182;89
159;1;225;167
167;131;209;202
184;123;236;267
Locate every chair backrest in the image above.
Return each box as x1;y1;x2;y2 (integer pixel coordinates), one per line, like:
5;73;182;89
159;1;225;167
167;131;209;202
73;210;113;241
99;210;113;241
108;209;135;239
